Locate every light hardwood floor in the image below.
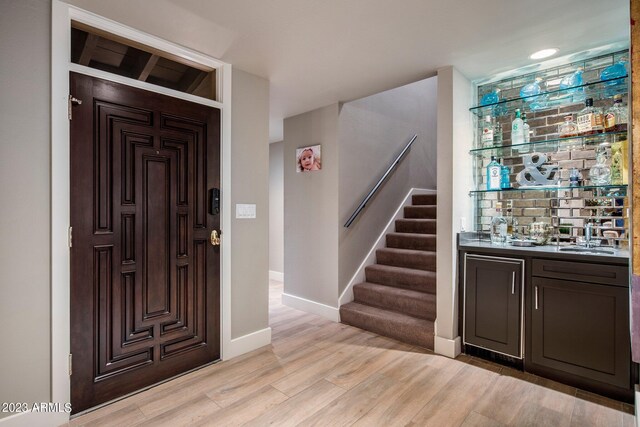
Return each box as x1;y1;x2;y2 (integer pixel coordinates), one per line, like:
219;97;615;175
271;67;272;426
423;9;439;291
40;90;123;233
69;279;635;427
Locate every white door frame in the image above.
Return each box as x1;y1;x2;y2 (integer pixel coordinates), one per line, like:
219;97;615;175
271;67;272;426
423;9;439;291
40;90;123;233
50;1;233;422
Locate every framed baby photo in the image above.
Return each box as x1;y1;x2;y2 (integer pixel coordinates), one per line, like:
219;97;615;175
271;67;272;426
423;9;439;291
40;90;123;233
296;144;322;173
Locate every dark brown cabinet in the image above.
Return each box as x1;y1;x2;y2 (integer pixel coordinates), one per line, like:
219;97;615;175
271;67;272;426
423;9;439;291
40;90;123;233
459;244;634;402
464;254;524;358
530;261;631;392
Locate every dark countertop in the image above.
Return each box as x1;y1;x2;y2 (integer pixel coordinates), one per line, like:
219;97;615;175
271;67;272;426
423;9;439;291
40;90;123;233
458;233;629;265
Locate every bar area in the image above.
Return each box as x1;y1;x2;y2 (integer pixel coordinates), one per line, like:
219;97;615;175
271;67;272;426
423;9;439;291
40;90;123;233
458;48;635;402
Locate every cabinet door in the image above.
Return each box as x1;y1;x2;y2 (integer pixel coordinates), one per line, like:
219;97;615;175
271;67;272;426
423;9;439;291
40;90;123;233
531;277;630;389
464;254;523;358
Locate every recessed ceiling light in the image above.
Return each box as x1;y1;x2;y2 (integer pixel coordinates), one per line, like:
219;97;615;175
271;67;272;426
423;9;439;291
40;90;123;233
530;48;559;60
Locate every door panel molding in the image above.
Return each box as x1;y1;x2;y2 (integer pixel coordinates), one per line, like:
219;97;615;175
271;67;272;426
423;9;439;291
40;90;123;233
52;2;233;421
70;72;220;412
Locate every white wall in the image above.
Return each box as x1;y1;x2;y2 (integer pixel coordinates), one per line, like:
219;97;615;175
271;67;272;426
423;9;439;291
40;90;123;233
0;0;52;419
338;77;438;294
269;141;284;275
230;68;271;338
435;66;474;358
283;104;340;309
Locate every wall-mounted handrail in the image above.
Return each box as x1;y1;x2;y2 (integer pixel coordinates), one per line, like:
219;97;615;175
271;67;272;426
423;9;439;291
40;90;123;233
343;134;418;228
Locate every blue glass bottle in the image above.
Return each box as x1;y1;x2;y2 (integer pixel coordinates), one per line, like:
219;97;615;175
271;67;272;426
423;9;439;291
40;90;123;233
486;156;502;191
480;90;500;106
480;89;506;117
520;78;546;110
500;163;511;189
560;69;585;102
601;60;628;83
601;60;628;97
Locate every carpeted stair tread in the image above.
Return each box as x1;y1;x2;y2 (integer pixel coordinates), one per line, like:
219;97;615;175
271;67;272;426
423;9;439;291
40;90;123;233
386;232;436;251
404;205;436;219
353;282;436;321
340;302;434;349
376;247;436;271
411;194;437;205
395;218;437;234
365;264;436;294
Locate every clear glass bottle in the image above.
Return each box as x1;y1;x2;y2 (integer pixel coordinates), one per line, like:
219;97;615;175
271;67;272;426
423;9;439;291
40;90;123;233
486;156;502;190
505;208;518;240
577;98;604;135
491;203;508;244
604;95;628;132
481;115;494;147
493;117;503;145
558;115;578;138
589;146;611;185
511;109;525;148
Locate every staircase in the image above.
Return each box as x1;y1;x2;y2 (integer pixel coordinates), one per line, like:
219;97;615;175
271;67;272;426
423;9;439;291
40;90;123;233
339;193;437;349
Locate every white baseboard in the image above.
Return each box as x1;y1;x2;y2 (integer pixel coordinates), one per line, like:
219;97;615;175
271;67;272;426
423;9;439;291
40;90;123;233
269;270;284;281
338;187;437;306
282;292;340;322
224;327;272;360
635;385;639;427
434;335;462;359
0;409;68;427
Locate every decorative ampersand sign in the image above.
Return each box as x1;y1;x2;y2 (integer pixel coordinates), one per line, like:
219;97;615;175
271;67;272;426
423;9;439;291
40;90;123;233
516;152;560;187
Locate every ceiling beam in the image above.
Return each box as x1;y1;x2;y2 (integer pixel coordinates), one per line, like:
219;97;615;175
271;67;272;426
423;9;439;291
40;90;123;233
78;33;99;66
178;68;208;94
132;53;160;82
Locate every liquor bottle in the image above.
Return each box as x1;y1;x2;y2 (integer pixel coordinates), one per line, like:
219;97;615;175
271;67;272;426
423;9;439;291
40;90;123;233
511;109;525;148
589;146;611;185
481;115;494;147
558;115;578;138
505;208;518;239
569;168;581;187
520;111;531;149
486;156;502;191
577;98;604;135
493;117;503;145
491;202;508;244
610;135;628;185
604;95;628;132
500;163;510;189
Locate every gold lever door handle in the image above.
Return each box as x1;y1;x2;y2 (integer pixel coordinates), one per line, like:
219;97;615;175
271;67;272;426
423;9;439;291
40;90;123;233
210;230;220;246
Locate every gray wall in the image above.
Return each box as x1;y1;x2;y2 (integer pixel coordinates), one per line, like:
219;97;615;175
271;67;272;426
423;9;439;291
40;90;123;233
269;141;284;274
338;77;438;293
0;2;271;415
0;0;52;417
283;104;340;306
230;68;270;338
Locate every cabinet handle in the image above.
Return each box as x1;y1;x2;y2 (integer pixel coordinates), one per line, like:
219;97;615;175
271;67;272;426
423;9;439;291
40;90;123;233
535;286;539;310
511;272;516;295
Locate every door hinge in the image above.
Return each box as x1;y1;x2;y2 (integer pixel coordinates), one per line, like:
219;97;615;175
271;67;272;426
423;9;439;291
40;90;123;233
68;354;72;376
68;95;82;120
68;226;73;248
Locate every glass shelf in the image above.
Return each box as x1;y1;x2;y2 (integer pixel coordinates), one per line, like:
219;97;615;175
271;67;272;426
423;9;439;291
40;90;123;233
469;131;627;158
469;76;628;117
469;184;627;195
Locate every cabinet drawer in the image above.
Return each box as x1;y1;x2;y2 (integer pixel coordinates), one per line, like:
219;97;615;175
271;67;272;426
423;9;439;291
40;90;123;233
532;259;628;287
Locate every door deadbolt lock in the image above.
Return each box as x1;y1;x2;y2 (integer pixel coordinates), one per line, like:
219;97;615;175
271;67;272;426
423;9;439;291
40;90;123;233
210;230;220;246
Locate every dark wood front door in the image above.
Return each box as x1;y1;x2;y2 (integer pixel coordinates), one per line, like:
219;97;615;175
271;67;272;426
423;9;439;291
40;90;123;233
70;72;220;414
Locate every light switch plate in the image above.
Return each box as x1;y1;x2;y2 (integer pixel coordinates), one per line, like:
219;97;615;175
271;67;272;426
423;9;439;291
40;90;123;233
236;204;256;219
